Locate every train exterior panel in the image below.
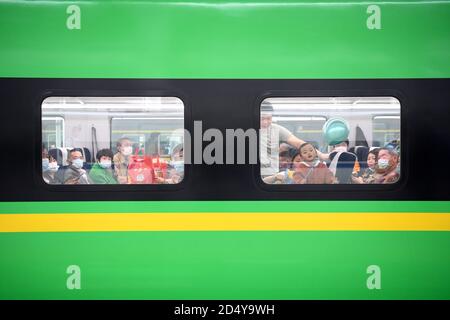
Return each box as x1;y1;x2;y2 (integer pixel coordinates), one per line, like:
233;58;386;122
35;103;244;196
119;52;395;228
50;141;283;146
0;0;449;299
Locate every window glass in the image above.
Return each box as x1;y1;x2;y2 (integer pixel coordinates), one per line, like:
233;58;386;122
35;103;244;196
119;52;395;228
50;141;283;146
260;97;401;185
373;115;400;147
41;97;185;185
42;116;64;149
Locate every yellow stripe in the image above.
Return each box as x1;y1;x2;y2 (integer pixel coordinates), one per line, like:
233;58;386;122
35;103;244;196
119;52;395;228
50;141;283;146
0;213;449;232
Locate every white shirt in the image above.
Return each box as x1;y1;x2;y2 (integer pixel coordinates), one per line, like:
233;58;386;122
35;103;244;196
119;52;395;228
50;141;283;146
260;123;292;177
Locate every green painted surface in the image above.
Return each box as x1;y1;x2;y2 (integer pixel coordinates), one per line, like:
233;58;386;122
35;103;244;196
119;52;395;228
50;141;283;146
0;200;449;213
0;201;449;299
0;231;449;299
1;0;449;299
0;0;449;78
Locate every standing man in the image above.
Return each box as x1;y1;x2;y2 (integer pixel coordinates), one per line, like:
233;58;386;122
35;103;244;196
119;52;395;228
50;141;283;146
260;103;308;178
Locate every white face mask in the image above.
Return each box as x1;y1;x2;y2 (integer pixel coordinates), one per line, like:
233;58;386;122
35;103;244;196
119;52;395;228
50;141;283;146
122;146;133;156
42;158;50;172
99;160;112;169
377;158;390;169
72;158;84;169
334;146;347;153
48;162;59;172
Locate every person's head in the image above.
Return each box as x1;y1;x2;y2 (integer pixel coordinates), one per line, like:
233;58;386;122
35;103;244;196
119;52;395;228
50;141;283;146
96;149;114;169
42;154;58;173
171;144;184;162
260;103;274;129
68;148;84;169
299;142;318;163
279;143;290;153
376;147;399;174
116;137;133;156
279;150;291;170
42;143;48;159
291;151;302;170
367;149;379;169
333;140;349;153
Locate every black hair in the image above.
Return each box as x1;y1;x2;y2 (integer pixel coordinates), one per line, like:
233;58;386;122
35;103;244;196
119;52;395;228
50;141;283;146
368;148;380;160
261;102;274;114
298;142;315;154
291;151;300;162
96;148;114;161
69;148;83;157
279;151;290;159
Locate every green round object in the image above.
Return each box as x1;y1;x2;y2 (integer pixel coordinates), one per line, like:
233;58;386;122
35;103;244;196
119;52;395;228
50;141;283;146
322;118;350;145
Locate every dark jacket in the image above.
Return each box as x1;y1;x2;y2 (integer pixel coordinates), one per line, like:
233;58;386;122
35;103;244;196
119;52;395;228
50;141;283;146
63;165;91;184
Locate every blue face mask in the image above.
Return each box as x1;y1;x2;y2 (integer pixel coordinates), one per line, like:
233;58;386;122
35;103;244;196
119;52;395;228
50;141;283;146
99;160;112;169
42;158;50;172
72;158;84;169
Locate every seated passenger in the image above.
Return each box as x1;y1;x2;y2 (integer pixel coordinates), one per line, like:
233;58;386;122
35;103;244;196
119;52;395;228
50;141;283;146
158;144;184;184
352;148;379;184
42;155;62;184
373;147;400;184
89;149;118;184
113;137;133;184
263;149;306;184
279;150;293;171
63;148;91;184
292;142;335;184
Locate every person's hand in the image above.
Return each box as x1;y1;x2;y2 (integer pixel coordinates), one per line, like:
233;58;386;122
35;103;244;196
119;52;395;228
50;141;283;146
171;174;181;184
155;177;166;184
317;150;330;162
275;172;285;181
352;176;363;184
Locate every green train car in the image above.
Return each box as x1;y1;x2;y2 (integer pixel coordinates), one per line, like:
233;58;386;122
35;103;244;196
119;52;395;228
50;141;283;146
0;0;449;301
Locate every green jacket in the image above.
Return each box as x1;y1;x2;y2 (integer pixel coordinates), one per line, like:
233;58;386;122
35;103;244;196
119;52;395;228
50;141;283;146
89;163;118;184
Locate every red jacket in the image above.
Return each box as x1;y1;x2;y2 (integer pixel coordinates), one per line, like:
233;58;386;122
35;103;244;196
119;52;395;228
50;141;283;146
293;161;335;184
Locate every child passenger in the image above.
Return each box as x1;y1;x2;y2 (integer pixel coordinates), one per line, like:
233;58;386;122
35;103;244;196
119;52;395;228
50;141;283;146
352;149;379;184
89;149;118;184
263;151;300;184
292;143;335;184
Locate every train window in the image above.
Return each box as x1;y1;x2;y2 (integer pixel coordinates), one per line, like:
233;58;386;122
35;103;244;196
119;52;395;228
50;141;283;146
42;116;65;149
260;97;401;185
41;97;185;185
373;115;401;147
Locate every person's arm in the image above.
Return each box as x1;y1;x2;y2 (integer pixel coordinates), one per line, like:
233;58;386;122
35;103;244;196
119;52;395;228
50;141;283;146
276;123;329;161
285;134;305;149
263;172;286;184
